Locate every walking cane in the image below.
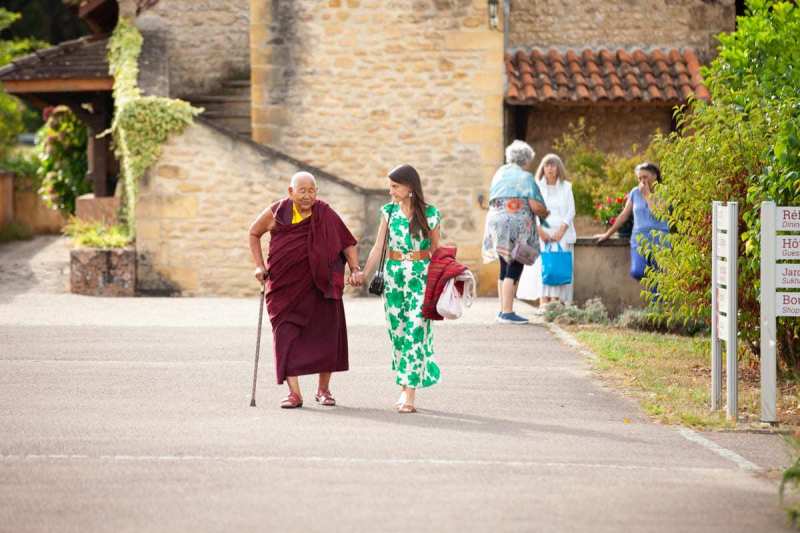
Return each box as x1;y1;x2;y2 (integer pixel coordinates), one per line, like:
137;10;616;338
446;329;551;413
250;280;267;407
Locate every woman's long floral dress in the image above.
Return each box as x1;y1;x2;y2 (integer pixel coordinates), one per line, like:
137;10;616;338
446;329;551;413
381;202;441;388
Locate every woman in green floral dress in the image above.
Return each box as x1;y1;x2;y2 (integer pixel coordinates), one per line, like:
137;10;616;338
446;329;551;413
359;164;441;413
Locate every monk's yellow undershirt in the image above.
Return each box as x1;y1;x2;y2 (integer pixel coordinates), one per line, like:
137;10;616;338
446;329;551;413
291;202;311;224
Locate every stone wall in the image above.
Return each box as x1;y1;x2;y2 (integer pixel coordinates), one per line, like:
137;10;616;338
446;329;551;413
135;121;374;296
13;191;66;234
250;0;505;270
509;0;736;60
573;237;644;316
136;0;250;97
70;248;136;297
520;105;673;166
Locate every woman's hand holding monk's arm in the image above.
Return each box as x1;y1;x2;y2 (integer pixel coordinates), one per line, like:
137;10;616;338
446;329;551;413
343;245;361;286
248;207;275;283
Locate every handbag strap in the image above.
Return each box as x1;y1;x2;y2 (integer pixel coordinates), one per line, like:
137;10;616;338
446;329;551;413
376;206;395;273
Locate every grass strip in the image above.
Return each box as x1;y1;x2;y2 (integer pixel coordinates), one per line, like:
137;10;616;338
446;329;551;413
573;326;799;429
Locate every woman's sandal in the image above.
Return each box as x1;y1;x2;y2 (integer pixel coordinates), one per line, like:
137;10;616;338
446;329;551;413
314;389;336;407
397;404;417;414
280;392;303;409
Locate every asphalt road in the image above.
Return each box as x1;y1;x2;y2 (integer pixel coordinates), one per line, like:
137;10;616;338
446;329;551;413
0;292;792;533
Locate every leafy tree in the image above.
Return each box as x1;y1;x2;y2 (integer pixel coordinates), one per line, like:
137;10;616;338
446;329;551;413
0;8;48;158
643;0;800;369
0;0;87;44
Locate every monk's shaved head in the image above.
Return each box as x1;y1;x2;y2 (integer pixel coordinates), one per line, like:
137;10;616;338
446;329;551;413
290;171;317;189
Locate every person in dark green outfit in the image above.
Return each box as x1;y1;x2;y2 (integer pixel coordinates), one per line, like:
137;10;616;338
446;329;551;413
358;164;441;413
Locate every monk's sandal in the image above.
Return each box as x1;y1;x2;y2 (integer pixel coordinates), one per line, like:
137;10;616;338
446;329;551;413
280;392;303;409
315;389;336;407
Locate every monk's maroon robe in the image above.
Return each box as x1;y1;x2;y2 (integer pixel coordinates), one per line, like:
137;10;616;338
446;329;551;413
265;199;357;384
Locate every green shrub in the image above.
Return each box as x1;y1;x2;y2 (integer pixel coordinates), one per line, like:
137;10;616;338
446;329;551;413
615;308;708;336
544;298;610;326
0;221;32;242
781;437;800;529
553;119;654;217
642;0;800;369
36;106;90;215
63;217;131;249
0;150;41;191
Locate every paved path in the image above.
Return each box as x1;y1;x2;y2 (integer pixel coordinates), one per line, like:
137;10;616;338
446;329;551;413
0;288;792;532
0;236;69;299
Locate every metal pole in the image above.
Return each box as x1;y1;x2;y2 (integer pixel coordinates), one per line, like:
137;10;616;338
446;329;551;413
760;201;777;423
726;202;738;421
711;201;722;411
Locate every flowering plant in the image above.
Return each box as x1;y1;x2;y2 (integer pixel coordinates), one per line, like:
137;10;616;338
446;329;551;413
595;194;626;226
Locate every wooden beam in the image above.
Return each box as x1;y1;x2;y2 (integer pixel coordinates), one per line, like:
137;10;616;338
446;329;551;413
78;0;108;18
2;78;114;94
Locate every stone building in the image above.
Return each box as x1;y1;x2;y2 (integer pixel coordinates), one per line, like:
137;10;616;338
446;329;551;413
2;0;739;297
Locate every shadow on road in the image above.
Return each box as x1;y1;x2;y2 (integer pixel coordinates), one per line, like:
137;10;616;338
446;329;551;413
311;405;646;444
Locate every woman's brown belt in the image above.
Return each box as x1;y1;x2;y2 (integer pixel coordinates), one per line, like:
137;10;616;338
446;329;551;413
388;250;431;261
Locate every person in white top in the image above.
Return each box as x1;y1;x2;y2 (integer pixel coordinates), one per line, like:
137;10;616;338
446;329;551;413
517;153;576;305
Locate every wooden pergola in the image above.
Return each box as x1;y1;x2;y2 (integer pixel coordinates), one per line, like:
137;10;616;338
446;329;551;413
0;0;119;196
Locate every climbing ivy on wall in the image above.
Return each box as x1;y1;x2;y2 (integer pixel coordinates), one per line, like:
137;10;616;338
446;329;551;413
107;18;201;234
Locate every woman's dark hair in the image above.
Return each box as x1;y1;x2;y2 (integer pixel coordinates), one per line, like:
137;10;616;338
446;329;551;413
388;163;430;239
635;162;662;183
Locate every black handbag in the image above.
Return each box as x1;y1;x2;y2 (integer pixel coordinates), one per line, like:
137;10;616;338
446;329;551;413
368;207;393;296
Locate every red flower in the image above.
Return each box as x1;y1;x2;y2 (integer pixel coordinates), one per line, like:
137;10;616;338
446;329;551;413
616;196;624;204
609;217;617;226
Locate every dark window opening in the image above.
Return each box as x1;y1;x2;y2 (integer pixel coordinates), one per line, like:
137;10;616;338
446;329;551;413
505;104;529;147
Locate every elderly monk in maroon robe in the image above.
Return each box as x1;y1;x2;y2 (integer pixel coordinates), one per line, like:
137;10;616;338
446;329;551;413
248;171;361;408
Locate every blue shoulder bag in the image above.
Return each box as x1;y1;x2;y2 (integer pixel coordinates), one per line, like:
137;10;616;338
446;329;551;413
541;242;573;286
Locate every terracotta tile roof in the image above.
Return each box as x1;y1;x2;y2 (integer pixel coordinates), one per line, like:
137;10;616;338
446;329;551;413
506;48;709;105
0;35;110;82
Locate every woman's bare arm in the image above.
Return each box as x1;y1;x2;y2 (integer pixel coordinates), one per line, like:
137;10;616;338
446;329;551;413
527;198;549;218
596;197;633;242
360;217;388;281
429;225;440;254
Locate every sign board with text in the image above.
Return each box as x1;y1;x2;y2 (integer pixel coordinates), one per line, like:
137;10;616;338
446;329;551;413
711;201;738;419
761;202;800;423
777;236;800;260
778;207;800;231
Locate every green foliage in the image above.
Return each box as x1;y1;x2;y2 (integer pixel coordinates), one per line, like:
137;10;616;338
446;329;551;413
642;0;800;368
781;437;800;529
0;221;32;242
595;194;627;227
553;118;652;217
615;308;708;336
0;150;41;191
0;8;49;158
544;297;610;325
108;18;201;234
62;217;132;248
35;106;89;215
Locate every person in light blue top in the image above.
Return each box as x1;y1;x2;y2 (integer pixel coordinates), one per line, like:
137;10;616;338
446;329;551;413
482;140;550;324
596;162;669;280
